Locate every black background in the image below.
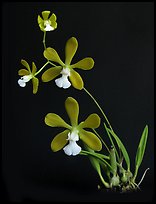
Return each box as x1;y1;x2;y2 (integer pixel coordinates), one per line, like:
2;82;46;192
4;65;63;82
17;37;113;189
2;1;154;202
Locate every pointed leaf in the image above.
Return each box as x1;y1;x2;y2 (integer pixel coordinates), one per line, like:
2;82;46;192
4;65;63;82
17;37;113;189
135;125;148;168
79;129;102;151
42;66;62;82
65;37;78;65
45;113;71;129
44;47;64;66
32;77;39;94
69;69;84;90
79;113;100;129
65;97;79;126
18;69;29;76
71;58;94;70
51;130;69;152
106;127;130;170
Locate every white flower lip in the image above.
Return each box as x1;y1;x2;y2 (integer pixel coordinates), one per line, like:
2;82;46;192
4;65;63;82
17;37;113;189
55;67;71;89
18;74;32;87
44;20;54;31
63;130;81;156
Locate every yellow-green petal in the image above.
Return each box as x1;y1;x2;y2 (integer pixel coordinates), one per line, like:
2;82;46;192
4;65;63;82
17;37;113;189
65;37;78;65
51;130;69;152
42;11;50;20
41;66;62;82
69;70;84;90
79;113;101;129
49;13;57;21
32;77;39;94
37;15;43;25
65;97;79;126
71;57;94;70
79;129;102;151
43;47;64;66
45;113;71;129
21;59;31;72
51;21;57;29
18;69;29;76
32;62;37;75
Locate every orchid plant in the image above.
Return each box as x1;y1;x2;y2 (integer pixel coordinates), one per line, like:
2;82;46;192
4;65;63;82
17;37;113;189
17;10;149;192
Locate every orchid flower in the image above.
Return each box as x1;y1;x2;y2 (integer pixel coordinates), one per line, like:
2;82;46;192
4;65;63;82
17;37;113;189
41;37;94;90
45;97;102;156
37;11;57;32
18;59;39;94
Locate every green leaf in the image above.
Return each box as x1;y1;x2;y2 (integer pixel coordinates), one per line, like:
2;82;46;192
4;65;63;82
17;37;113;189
135;125;148;169
106;126;130;170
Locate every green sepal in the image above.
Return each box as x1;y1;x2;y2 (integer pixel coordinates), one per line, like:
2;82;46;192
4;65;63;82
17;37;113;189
71;57;94;70
65;37;78;65
65;97;79;126
45;113;71;129
79;129;102;151
51;129;69;152
32;77;39;94
69;69;84;90
79;113;101;129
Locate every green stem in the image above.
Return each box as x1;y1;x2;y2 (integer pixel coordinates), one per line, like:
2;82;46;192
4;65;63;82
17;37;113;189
34;61;50;76
43;31;46;50
92;128;110;153
48;61;58;67
83;87;113;131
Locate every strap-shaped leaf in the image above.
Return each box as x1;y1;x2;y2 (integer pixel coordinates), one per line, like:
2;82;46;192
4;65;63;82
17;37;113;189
106;126;130;170
135;125;148;168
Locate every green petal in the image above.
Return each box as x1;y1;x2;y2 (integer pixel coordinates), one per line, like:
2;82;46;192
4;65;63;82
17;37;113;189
41;66;62;82
65;97;79;126
21;59;31;72
51;21;57;29
44;48;64;66
37;15;43;25
32;77;39;94
45;113;71;129
79;113;101;129
49;13;57;21
65;37;78;65
51;130;69;152
69;70;84;90
32;62;37;75
71;57;94;70
18;69;29;76
42;11;50;20
79;129;102;151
